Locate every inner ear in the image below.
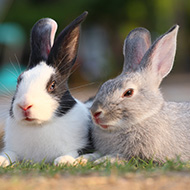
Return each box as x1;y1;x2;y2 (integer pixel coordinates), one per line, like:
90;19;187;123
142;25;179;81
65;27;80;64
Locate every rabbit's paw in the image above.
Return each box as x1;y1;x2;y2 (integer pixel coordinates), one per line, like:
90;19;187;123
75;156;89;165
76;152;101;165
0;156;10;167
54;155;75;166
94;155;125;165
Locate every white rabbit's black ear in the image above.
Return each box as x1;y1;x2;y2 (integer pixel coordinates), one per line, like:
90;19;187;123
142;25;179;81
28;18;57;69
122;27;151;72
47;11;88;76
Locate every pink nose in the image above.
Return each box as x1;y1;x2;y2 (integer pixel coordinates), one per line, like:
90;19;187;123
93;111;102;125
93;111;102;119
19;105;33;111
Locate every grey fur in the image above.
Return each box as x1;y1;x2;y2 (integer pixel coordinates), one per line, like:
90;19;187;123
90;25;189;163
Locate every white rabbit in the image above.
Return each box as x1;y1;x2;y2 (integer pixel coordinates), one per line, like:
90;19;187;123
83;25;190;163
0;11;94;167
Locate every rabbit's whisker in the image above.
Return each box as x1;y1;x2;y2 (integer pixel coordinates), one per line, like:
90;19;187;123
55;63;80;89
55;104;74;108
9;58;19;76
70;82;97;92
14;54;22;73
0;83;13;96
0;113;9;118
0;94;12;99
5;69;18;80
56;54;68;70
55;78;68;88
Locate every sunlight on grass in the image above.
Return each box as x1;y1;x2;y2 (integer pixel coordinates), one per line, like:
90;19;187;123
0;157;190;177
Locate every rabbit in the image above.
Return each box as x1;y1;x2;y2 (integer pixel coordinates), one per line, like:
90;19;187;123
81;24;190;163
0;11;94;167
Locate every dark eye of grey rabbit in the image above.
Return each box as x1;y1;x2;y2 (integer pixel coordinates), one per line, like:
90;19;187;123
122;88;134;98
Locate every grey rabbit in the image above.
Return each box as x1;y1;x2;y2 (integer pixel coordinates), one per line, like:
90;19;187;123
81;25;190;163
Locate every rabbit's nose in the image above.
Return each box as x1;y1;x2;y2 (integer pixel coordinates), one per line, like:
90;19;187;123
19;104;33;111
92;111;103;125
93;111;102;119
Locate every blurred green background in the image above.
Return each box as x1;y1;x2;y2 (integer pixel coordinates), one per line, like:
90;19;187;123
0;0;190;91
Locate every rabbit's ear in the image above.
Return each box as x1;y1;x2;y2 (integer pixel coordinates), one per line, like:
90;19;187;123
122;28;151;72
142;25;179;81
28;18;57;69
47;11;88;77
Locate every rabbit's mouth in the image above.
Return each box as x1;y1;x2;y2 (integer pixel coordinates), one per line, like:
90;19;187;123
99;124;109;129
93;114;110;129
22;117;39;124
94;118;109;129
25;117;36;122
21;117;45;125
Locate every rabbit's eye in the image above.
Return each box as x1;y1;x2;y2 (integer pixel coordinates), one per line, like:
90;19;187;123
122;88;134;98
48;81;56;92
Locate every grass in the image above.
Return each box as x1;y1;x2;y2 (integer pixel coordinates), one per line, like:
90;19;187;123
0;157;190;177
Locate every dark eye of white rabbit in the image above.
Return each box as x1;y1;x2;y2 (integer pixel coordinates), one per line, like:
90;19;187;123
48;81;56;93
122;88;134;98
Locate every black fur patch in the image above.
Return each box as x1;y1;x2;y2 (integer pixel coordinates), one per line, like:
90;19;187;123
28;18;52;69
55;90;76;117
10;74;23;118
9;96;15;118
77;116;95;155
46;72;76;117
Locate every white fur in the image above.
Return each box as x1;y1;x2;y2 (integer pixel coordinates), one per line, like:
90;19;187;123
13;62;58;124
0;62;91;166
1;99;90;164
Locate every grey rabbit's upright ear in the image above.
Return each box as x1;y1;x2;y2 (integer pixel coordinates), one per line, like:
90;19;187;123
141;25;179;82
47;11;88;76
28;18;57;69
122;27;151;73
